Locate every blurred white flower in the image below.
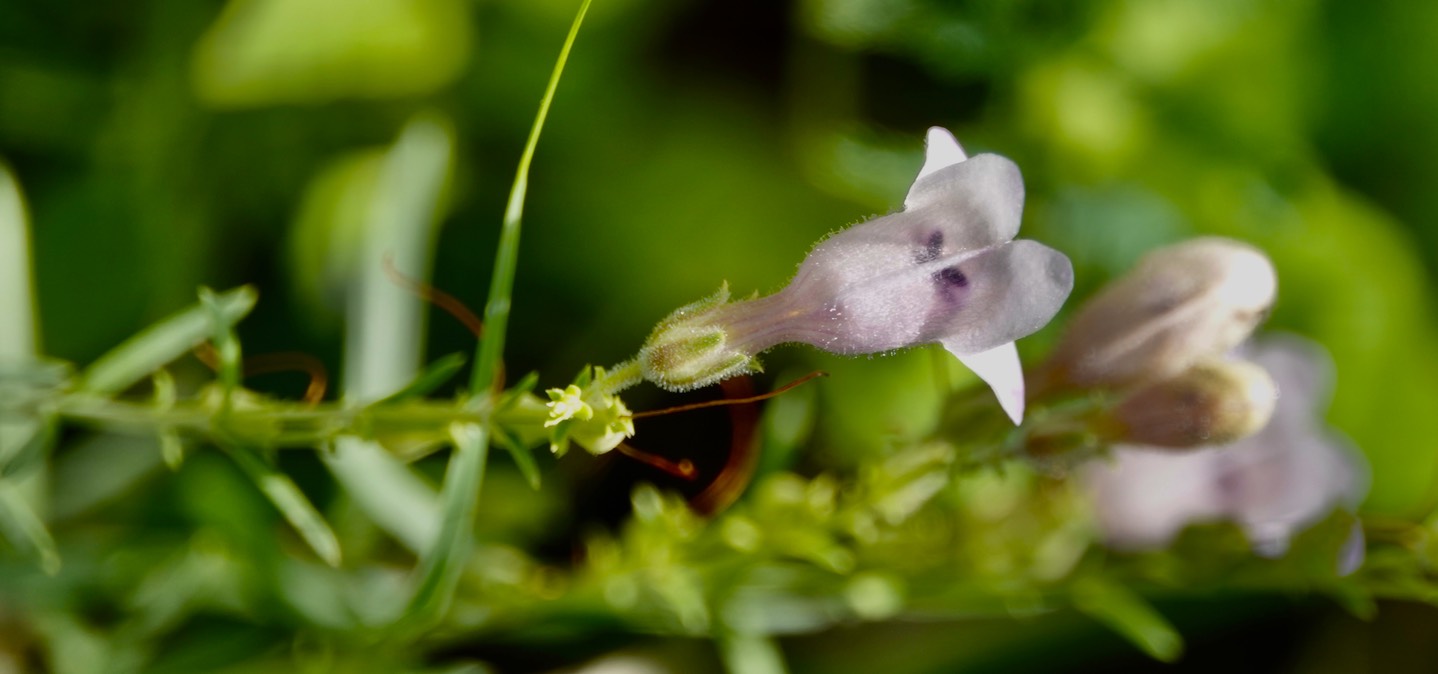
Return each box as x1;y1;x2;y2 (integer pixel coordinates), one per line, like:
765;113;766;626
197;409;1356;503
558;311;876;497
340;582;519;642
639;127;1074;423
1087;335;1368;568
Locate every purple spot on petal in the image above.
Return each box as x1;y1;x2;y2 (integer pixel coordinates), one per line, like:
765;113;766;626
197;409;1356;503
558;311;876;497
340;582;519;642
1215;465;1243;502
929;264;970;311
915;230;945;264
934;265;968;289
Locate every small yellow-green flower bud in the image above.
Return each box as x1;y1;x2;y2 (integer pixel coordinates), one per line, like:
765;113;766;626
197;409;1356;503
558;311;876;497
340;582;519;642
545;366;637;456
544;384;592;427
1102;359;1277;449
568;396;635;456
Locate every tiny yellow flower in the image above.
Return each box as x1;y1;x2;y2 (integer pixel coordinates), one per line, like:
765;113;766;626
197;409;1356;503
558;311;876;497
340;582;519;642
570;395;635;456
544;384;593;427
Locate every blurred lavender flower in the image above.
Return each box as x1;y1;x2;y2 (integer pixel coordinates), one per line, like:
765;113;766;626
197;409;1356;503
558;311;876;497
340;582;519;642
1087;336;1368;568
1033;237;1276;397
639;128;1074;423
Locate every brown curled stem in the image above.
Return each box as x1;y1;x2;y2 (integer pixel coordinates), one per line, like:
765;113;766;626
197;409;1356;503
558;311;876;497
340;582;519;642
382;253;484;339
631;371;828;419
614;442;698;480
690;376;763;515
194;344;329;404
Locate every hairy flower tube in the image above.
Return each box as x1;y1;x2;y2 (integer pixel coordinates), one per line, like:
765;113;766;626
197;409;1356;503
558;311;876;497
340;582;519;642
1087;336;1368;566
638;127;1074;423
1032;237;1276;397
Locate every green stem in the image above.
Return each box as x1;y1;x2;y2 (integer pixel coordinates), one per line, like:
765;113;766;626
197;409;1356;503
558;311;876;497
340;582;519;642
599;359;644;393
53;394;548;452
0;475;59;575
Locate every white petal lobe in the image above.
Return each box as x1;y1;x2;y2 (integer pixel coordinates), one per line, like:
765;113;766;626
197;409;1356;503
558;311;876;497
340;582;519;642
946;340;1026;425
903;154;1026;246
915;126;968;182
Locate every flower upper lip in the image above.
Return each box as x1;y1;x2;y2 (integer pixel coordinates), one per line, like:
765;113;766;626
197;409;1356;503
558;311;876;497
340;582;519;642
764;128;1073;423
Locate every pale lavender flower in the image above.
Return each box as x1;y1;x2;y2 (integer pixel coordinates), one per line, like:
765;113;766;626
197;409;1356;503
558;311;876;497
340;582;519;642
639;128;1074;423
1087;336;1368;567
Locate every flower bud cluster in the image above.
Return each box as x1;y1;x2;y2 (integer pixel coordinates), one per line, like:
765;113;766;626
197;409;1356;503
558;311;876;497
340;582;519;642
1036;238;1280;448
1058;241;1369;567
1087;336;1367;566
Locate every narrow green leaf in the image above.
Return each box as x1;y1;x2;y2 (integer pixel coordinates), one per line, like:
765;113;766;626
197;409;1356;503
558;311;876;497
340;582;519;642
49;434;163;521
159;432;185;471
493;425;541;489
225;442;342;567
375;352;468;405
400;0;593;627
0;476;60;575
345;113;454;402
199;286;243;409
0;164;54;532
151;370;185;469
325;438;440;554
0;161;38;360
0;418;52;479
33;612;118;674
1331;583;1378;621
468;0;592;394
717;633;790;674
494;370;539;410
1071;577;1184;662
78;286;257;395
325;115;453;557
491;371;545;478
404;422;488;621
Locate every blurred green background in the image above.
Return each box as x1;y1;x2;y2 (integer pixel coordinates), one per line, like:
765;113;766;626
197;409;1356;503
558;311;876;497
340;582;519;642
4;0;1438;671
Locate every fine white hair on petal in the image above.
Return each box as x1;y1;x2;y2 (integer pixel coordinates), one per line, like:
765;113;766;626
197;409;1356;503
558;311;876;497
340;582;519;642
914;126;969;183
947;340;1026;424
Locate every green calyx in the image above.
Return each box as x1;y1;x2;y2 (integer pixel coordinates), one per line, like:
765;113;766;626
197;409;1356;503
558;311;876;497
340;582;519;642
637;283;760;391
